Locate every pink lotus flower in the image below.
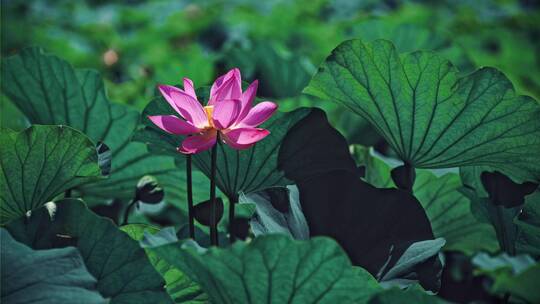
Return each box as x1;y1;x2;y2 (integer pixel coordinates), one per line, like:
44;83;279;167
148;68;278;154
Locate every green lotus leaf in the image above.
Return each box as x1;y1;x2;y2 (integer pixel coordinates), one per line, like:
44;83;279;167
1;47;195;206
137;94;310;201
1;228;106;303
6;199;172;303
305;39;540;182
0;125;101;223
351;146;499;254
148;234;381;304
121;224;207;303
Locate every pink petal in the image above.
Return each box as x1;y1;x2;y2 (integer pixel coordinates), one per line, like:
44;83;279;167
212;99;241;129
210;69;237;96
159;85;208;129
183;78;197;99
178;131;217;154
235;101;278;128
210;71;230;95
148;115;200;135
158;84;184;114
222;127;270;149
209;68;242;105
236;80;258;122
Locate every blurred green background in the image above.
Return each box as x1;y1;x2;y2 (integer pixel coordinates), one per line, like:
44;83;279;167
1;1;539;302
2;0;539;149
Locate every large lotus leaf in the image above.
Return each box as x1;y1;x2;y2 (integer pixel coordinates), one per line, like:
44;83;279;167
148;234;382;304
137;93;311;200
304;39;540;182
0;125;101;224
413;171;499;254
1;228;106;304
121;224;207;303
0;47;194;206
6;199;172;304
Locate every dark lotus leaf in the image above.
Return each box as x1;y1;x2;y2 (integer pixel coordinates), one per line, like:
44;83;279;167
278;107;436;280
193;198;224;227
391;164;416;191
481;171;538;207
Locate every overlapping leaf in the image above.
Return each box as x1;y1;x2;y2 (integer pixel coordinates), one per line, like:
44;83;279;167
352;147;499;254
461;168;540;255
239;185;309;239
515;192;540;256
277;117;438;288
473;252;540;303
305;39;540;181
149;234;382;304
121;224;207;303
1;228;106;304
6;199;172;303
0;47;192;205
413;171;499;254
0;125;101;223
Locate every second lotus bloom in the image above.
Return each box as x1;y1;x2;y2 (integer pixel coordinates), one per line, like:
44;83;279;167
149;68;278;154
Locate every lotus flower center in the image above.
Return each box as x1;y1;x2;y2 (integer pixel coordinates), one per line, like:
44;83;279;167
204;106;215;128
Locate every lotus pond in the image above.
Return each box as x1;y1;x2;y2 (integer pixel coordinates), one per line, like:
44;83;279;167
1;1;539;303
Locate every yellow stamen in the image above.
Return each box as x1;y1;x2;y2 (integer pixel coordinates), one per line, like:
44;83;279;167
204;106;215;128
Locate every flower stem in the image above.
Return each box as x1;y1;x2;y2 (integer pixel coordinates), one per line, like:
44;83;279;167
228;195;237;242
209;132;219;246
186;154;195;239
122;198;137;225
